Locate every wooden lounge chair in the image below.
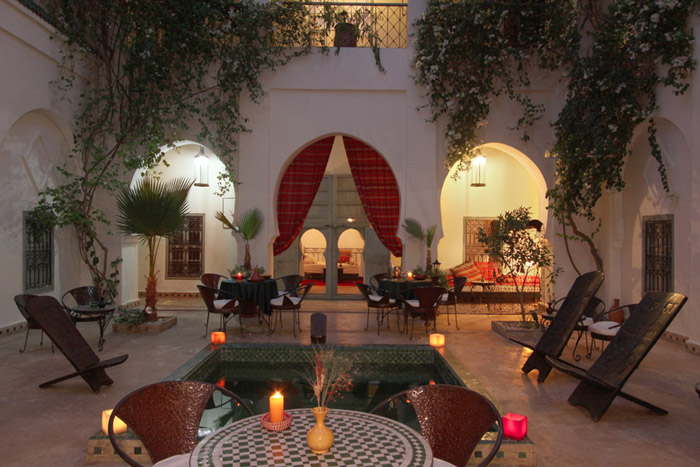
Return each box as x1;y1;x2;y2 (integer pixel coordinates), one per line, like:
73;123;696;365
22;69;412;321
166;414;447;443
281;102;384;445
510;270;604;383
24;295;128;392
546;291;687;422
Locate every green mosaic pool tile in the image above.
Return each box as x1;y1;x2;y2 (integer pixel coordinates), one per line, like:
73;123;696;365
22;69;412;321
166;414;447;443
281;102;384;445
519;452;527;458
474;451;483;458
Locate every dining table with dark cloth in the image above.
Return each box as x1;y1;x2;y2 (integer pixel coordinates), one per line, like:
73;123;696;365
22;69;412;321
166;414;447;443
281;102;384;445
220;279;278;315
378;278;432;305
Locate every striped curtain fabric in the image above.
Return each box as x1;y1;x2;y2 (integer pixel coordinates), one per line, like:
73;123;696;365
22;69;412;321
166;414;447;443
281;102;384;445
273;136;334;256
343;136;403;257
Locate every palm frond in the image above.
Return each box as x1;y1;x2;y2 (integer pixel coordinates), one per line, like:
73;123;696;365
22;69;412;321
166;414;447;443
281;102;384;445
402;218;425;241
234;208;263;242
425;224;437;248
215;210;236;230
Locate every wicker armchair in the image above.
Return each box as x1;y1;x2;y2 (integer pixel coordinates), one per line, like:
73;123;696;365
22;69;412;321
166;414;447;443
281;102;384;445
356;282;399;335
438;276;467;330
108;381;254;466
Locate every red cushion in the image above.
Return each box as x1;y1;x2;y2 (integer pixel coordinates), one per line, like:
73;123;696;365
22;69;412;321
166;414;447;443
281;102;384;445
450;260;483;282
339;255;350;263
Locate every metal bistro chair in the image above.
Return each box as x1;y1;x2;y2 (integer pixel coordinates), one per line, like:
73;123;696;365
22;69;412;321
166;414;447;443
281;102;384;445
269;282;313;337
356;282;400;335
400;286;444;340
197;284;240;337
275;274;304;297
108;381;254;467
371;384;503;467
438;276;467;330
14;294;53;353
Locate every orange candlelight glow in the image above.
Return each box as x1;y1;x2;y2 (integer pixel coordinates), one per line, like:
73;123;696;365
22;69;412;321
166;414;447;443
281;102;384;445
429;333;445;347
211;332;225;345
407;272;413;280
269;392;284;423
236;272;243;281
102;409;127;435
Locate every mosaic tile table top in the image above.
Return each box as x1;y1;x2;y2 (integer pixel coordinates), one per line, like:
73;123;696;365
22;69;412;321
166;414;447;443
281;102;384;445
190;408;432;467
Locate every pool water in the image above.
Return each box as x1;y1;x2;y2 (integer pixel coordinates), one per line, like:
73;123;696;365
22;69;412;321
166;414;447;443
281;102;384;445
169;343;465;434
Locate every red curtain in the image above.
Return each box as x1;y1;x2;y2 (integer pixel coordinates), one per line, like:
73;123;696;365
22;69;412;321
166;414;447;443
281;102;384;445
343;136;403;257
273;136;334;256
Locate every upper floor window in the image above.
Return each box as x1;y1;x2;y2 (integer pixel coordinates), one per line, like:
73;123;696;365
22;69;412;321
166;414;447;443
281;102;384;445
643;216;673;293
167;214;204;279
24;212;53;291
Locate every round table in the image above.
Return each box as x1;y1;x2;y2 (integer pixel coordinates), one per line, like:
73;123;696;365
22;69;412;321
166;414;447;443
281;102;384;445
220;279;278;315
378;279;431;301
190;408;433;467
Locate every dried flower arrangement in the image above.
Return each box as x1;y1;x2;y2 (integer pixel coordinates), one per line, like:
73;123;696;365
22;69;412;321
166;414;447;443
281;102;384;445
303;346;353;409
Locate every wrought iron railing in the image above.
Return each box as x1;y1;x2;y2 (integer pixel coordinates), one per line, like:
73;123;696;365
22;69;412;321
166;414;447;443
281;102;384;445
303;2;408;49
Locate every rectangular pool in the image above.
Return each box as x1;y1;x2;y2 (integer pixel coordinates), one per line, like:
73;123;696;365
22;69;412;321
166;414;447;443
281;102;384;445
169;343;466;415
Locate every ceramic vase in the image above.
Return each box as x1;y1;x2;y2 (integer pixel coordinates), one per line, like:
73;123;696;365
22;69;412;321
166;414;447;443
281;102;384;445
306;406;333;454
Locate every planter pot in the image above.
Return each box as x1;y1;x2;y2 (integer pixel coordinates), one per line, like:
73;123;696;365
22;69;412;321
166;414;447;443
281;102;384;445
491;320;543;343
112;316;177;335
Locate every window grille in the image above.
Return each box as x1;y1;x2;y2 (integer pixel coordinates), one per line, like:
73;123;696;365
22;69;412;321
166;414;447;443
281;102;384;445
643;216;673;293
167;215;204;278
24;213;53;291
464;217;495;262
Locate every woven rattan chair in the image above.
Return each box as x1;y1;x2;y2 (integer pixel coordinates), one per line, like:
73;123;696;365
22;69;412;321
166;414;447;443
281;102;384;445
399;286;444;340
24;295;128;392
108;380;254;466
200;273;228;290
371;384;503;467
14;294;52;353
197;284;240;337
438;276;467;330
269;282;313;337
369;272;389;290
356;281;399;335
275;274;303;297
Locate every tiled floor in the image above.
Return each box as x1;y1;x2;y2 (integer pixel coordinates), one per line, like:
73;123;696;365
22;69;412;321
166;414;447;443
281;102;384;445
0;298;698;466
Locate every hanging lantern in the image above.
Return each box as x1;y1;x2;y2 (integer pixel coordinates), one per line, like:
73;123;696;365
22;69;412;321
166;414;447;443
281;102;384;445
470;155;486;187
194;146;209;187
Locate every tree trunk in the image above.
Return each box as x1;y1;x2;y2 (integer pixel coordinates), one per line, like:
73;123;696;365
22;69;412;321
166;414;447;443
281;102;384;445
244;243;251;271
145;276;158;321
426;248;432;272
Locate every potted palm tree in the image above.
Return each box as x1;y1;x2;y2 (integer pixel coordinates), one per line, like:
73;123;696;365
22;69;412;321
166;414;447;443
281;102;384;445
402;218;437;272
116;177;192;321
215;208;263;272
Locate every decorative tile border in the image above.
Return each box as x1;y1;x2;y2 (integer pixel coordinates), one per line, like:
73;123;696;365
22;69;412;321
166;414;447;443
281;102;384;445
0;321;27;336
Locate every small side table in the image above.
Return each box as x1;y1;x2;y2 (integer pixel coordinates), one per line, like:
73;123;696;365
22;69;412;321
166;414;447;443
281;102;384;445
71;304;116;351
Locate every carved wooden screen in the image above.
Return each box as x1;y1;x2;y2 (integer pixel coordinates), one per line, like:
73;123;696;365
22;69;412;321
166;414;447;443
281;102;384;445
167;214;204;278
643;216;673;293
463;217;495;262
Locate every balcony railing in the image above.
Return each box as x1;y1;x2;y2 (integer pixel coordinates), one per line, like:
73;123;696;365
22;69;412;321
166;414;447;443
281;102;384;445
304;2;408;49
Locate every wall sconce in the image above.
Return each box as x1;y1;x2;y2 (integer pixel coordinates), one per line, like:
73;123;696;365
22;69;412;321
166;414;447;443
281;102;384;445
502;412;528;440
429;333;445;347
346;217;355;223
102;409;127;435
194;146;209;187
470;155;486;187
211;331;226;344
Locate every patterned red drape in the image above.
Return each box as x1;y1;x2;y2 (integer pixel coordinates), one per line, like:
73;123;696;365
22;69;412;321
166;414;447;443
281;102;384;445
273;136;334;256
343;136;403;257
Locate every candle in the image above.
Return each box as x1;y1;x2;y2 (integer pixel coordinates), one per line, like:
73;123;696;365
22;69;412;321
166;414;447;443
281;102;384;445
269;392;284;423
407;272;413;280
211;331;225;344
429;333;445;347
102;409;127;435
236;272;243;281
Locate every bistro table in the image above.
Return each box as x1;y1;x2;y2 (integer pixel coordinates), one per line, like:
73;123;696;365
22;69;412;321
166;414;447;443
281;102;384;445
220;279;278;315
70;304;116;351
189;408;433;467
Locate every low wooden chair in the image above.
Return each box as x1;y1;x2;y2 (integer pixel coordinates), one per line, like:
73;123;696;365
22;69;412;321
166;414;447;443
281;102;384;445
546;292;687;421
510;271;604;382
108;381;254;466
24;295;128;392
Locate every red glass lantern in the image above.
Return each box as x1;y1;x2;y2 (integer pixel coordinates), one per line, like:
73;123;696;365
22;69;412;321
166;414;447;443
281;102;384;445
502;412;527;440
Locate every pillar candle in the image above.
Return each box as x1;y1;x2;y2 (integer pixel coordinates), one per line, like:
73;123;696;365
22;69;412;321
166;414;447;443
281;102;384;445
102;409;127;435
269;392;284;423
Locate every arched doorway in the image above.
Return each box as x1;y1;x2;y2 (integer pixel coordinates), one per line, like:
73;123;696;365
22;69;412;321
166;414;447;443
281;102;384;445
273;134;402;299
